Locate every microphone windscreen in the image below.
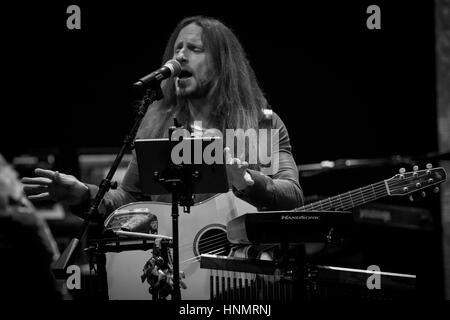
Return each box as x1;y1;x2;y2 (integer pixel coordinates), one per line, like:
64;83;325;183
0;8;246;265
164;59;182;77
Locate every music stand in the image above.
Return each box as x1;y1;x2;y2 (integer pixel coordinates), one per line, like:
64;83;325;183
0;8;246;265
135;136;229;300
135;137;229;197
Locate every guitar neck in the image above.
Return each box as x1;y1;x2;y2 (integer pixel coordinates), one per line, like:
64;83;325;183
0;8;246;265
297;180;388;212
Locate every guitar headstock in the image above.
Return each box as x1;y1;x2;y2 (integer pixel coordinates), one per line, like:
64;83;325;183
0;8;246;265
386;164;447;196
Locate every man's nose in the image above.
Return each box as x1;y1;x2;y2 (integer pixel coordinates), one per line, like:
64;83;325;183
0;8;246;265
175;50;188;64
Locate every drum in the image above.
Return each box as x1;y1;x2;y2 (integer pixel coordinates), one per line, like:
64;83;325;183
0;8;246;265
88;236;156;300
106;243;153;300
97;206;167;300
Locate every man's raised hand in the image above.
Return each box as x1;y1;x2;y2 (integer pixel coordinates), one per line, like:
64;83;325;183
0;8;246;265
21;168;89;205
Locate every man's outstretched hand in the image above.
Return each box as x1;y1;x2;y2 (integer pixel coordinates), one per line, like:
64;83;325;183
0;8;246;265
21;168;89;205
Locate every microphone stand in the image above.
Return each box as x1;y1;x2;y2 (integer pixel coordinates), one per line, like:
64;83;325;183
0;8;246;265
52;85;164;281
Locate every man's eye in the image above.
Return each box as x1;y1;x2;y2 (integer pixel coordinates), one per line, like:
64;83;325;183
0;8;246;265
188;45;203;52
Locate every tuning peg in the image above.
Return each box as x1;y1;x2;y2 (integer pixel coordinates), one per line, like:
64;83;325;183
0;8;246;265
412;165;420;177
426;163;433;169
421;191;427;198
433;187;440;193
399;167;406;174
409;195;414;202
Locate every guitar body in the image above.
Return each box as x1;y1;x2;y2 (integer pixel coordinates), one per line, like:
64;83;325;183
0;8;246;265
105;191;257;300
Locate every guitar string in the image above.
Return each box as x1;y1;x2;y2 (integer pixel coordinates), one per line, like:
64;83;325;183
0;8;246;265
192;235;229;250
187;238;230;253
179;232;227;248
178;232;228;249
181;248;228;264
298;182;386;211
298;175;433;211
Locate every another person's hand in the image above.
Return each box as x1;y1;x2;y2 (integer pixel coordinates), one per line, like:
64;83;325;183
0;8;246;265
224;147;254;192
21;168;89;205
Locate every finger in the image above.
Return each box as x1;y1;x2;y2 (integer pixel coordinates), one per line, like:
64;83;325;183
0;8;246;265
224;147;232;164
21;177;52;185
34;168;57;180
241;161;249;169
53;171;61;183
28;193;51;201
23;185;48;195
233;158;241;166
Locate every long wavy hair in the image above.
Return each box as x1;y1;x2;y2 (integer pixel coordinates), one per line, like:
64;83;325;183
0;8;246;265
137;16;269;140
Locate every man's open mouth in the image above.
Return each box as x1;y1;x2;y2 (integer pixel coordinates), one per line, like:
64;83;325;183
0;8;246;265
178;70;193;79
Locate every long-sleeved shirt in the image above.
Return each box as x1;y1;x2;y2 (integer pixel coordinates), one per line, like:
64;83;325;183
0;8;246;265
80;111;304;220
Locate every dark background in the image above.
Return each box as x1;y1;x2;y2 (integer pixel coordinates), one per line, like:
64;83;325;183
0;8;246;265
2;1;437;166
1;1;444;298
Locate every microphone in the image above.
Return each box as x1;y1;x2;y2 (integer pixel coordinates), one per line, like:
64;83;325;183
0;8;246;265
133;59;182;89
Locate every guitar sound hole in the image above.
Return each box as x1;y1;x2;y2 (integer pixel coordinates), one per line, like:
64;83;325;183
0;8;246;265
196;227;232;257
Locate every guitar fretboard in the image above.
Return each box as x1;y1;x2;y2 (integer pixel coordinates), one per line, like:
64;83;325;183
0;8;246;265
296;181;388;212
